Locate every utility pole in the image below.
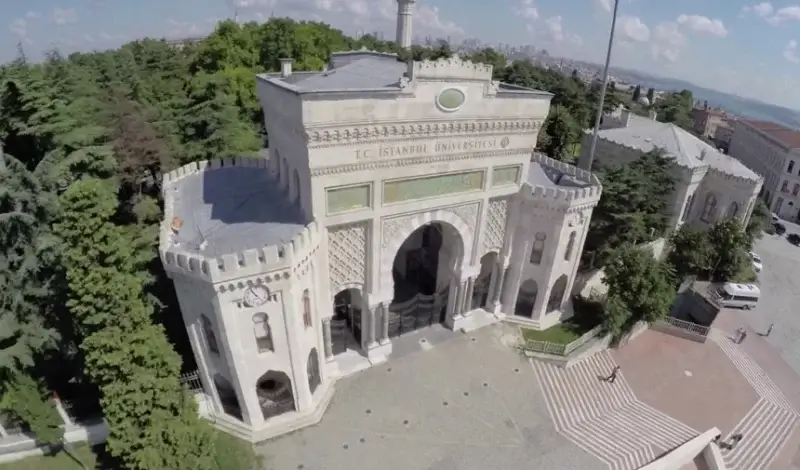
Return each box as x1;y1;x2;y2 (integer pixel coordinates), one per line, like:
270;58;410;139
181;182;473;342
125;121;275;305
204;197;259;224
583;0;621;172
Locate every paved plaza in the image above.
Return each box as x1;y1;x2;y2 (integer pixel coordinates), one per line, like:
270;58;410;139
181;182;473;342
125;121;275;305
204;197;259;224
738;230;800;376
257;232;800;470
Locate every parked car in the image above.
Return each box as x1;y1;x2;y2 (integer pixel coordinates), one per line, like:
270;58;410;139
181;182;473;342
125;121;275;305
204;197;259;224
788;233;800;245
749;252;763;273
774;222;786;235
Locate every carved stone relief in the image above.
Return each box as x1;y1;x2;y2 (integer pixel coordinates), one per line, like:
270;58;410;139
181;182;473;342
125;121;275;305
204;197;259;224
328;223;367;292
483;198;509;252
449;203;479;235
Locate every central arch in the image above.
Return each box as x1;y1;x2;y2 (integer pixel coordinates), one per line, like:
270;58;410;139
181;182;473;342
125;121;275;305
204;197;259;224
386;217;467;337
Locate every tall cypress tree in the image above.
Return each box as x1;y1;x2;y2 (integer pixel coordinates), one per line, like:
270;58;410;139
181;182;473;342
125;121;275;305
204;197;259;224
55;178;215;470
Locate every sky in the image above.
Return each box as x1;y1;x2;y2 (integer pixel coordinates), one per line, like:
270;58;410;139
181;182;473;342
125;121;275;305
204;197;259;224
3;0;800;109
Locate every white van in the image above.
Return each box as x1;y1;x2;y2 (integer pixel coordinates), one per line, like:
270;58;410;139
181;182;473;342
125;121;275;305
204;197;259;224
711;283;760;309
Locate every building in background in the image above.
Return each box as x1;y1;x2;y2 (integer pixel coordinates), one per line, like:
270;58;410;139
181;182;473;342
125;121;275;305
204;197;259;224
728;119;800;220
158;0;602;442
580;107;763;235
691;101;731;139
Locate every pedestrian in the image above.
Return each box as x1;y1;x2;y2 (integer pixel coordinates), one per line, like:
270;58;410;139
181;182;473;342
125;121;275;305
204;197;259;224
739;330;748;344
605;365;621;384
765;323;774;337
735;327;744;343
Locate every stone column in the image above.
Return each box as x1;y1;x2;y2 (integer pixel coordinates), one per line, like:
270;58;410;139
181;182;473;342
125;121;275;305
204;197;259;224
447;278;462;322
456;279;468;316
491;261;507;306
463;278;475;316
379;303;390;345
284;289;313;412
364;305;378;350
322;319;333;361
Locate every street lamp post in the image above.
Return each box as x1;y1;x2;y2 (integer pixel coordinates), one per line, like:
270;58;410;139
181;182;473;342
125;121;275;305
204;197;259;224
583;0;621;172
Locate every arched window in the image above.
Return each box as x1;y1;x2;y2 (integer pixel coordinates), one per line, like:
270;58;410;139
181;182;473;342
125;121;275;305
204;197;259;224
201;315;219;355
307;349;321;394
546;275;568;312
293;169;301;203
700;193;717;222
727;202;740;218
682;193;695;221
529;232;547;265
789;160;795;173
252;313;274;353
564;231;577;261
793;184;799;196
302;289;312;328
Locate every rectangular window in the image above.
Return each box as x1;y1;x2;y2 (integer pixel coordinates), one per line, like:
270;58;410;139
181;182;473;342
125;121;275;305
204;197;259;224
491;165;521;187
781;180;789;192
788;160;795;173
793;184;799;196
383;170;484;204
326;184;371;214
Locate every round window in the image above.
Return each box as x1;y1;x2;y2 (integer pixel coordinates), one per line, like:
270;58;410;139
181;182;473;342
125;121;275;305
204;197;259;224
436;88;466;111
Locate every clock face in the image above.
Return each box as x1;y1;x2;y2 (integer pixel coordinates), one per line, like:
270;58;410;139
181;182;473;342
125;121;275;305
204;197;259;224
244;285;270;307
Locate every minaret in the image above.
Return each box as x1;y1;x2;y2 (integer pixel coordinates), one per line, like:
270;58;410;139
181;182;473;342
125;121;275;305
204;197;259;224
396;0;416;49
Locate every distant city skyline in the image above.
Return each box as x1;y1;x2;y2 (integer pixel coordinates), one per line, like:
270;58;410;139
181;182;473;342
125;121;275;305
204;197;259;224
3;0;799;109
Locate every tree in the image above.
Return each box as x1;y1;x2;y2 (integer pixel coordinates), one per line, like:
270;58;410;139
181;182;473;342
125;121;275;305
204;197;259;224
542;105;579;161
54;178;216;470
745;199;770;242
602;245;676;338
668;225;714;280
0;374;64;445
582;150;678;267
632;85;641;102
468;48;507;79
646;87;655;102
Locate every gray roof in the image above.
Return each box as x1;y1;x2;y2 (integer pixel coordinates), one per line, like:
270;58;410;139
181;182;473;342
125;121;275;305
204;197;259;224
168;166;305;257
286;56;407;91
596;119;760;180
527;158;594;189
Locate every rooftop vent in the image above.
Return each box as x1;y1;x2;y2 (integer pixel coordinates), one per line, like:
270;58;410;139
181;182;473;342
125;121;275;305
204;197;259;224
279;58;293;78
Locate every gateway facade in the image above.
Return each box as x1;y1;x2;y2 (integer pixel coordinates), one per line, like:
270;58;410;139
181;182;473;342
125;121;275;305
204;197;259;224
159;29;601;442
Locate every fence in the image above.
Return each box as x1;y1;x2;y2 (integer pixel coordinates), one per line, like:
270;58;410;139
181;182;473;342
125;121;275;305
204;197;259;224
655;316;710;336
180;371;205;394
520;325;604;356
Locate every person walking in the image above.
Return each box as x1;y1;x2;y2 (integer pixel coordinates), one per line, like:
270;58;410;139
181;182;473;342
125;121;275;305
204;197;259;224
605;365;621;384
765;323;774;337
738;330;748;344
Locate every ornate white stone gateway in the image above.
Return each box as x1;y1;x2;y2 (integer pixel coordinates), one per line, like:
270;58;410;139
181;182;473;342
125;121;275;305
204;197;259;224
155;5;604;444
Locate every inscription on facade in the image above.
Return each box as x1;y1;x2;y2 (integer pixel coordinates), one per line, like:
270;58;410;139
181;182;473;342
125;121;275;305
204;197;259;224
355;136;509;160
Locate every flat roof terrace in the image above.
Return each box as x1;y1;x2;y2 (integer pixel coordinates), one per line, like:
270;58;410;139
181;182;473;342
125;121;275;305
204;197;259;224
167;162;306;257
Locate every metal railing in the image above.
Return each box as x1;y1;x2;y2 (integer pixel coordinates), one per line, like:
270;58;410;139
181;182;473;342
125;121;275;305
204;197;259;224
180;371;205;394
520;325;603;356
655;316;710;337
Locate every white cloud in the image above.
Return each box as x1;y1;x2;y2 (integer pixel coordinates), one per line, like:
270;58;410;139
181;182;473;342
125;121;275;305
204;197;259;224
24;11;40;20
676;14;727;37
618;16;650;42
516;0;539;31
52;8;78;25
783;40;799;63
651;45;679;62
9;18;27;37
767;5;800;24
545;15;564;42
741;2;774;17
596;0;612;12
654;21;685;47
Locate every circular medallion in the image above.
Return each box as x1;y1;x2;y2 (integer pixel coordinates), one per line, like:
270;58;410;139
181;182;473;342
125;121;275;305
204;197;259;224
500;137;510;149
244;285;270;307
436;88;466;112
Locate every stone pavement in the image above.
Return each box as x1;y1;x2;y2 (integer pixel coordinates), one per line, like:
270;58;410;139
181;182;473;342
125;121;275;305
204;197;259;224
532;350;697;470
257;325;604;470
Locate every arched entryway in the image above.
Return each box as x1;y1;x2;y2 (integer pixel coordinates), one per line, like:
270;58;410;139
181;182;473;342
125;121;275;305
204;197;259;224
514;279;538;318
256;370;295;420
471;251;498;310
331;288;363;355
547;275;568;312
307;348;321;395
388;222;463;337
213;374;242;420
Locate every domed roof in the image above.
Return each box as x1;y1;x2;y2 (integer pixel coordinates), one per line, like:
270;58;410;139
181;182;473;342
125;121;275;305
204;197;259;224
638;96;650;105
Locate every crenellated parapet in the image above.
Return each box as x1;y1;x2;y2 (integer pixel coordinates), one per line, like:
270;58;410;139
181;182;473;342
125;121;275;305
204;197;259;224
526;153;603;210
158;157;321;285
706;166;763;187
408;55;494;82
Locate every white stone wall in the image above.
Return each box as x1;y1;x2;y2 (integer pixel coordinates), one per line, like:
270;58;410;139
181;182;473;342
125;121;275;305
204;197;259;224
728;121;787;212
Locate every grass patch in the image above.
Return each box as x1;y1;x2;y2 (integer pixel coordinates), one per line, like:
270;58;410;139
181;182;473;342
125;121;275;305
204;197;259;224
520;295;603;345
0;445;99;470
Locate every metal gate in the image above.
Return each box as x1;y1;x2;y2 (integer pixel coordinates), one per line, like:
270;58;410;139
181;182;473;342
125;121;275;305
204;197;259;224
387;290;448;338
331;303;362;355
